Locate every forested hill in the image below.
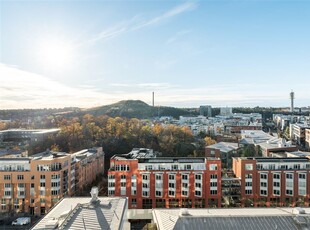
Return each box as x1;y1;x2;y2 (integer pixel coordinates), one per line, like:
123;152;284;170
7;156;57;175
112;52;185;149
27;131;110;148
81;100;196;119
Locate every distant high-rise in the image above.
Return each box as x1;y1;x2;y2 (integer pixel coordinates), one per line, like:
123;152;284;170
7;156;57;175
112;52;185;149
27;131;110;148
290;91;294;113
199;105;212;117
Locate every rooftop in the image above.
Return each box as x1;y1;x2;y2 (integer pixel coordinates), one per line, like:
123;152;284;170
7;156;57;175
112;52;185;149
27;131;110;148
31;150;69;160
32;195;127;230
206;142;240;153
153;207;310;230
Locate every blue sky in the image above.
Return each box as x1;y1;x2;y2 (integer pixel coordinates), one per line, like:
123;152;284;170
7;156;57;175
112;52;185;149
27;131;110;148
0;0;309;109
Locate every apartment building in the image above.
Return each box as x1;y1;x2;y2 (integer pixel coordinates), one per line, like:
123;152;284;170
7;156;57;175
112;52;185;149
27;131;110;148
233;157;310;207
108;148;222;209
0;147;104;216
292;123;310;146
73;147;105;191
305;129;310;150
0;151;73;216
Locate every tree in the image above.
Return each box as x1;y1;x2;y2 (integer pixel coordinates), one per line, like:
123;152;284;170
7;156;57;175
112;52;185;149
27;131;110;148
204;136;216;146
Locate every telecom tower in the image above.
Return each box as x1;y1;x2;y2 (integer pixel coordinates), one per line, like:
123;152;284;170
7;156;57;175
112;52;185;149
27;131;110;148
290;90;294;113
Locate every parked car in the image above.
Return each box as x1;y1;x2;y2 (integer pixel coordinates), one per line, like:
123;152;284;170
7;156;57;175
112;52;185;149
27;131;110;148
11;217;31;225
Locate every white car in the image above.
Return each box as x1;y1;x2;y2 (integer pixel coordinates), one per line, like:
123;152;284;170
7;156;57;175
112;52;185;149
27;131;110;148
12;217;31;226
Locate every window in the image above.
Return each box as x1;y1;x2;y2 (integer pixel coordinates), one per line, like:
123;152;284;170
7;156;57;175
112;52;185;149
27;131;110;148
195;174;202;180
245;164;253;170
169;190;175;196
17;175;24;180
182;190;188;196
260;182;267;187
155;190;162;197
245;189;252;195
245;182;252;187
210;182;217;187
51;174;59;179
299;174;306;179
142;199;152;209
120;175;126;179
210;174;217;179
286;190;293;196
195;183;201;188
245;174;252;179
131;198;137;206
40;198;45;203
195;191;201;196
168;174;175;180
120;182;126;187
273;174;280;179
142;191;149;197
260;174;267;180
260;190;267;196
273;182;280;187
131;182;136;187
182;183;188;188
182;174;188;180
51;190;59;196
108;190;115;196
142;183;149;188
4;183;11;188
168;183;175;188
14;199;19;209
286;181;293;187
40;182;45;187
40;175;45;180
142;174;149;180
4;191;11;196
209;164;218;170
108;174;115;180
294;164;300;169
172;165;178;170
286;174;293;179
40;190;45;196
185;164;191;170
156;174;162;180
18;183;24;188
4;175;10;180
145;165;152;170
268;164;275;170
210;190;217;195
273;190;280;196
31;183;34;188
31;199;35;204
131;189;136;196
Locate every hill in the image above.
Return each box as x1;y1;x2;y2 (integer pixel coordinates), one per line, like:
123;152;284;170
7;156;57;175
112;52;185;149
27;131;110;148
82;100;196;119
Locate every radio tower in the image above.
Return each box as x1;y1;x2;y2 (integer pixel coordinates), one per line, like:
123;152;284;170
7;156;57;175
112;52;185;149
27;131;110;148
290;90;294;113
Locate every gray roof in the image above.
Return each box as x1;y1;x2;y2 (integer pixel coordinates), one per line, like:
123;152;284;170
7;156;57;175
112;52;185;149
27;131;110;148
153;208;310;230
173;216;300;230
32;197;127;230
206;142;240;153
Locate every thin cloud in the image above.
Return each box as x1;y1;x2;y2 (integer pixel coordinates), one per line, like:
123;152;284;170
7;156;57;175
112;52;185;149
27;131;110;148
88;2;197;44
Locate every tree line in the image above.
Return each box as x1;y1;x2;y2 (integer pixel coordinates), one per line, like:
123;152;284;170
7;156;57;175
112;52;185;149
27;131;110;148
29;114;195;158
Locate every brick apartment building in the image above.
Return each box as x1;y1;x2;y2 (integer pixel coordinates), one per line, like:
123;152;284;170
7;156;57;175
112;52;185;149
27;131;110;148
233;157;310;207
306;129;310;150
108;148;222;209
0;147;104;215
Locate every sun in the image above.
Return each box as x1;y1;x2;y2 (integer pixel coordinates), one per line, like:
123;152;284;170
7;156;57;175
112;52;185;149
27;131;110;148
36;37;75;70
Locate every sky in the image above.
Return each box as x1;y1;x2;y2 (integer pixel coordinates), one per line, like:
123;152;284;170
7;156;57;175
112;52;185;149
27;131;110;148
0;0;310;109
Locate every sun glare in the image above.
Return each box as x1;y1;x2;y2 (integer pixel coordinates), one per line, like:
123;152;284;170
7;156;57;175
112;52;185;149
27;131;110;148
37;38;75;70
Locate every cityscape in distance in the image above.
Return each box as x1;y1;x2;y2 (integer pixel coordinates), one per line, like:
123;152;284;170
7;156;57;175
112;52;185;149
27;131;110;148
1;0;310;230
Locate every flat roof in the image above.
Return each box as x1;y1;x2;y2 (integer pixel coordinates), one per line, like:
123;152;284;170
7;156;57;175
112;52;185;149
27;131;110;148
206;142;240;153
31;197;127;230
153;207;310;230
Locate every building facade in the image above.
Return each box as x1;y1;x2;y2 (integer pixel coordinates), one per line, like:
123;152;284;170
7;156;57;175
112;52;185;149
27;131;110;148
305;129;310;150
233;157;310;207
0;147;104;215
108;148;222;209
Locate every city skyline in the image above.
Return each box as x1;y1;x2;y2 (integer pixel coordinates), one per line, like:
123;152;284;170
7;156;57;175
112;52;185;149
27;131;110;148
0;1;310;109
